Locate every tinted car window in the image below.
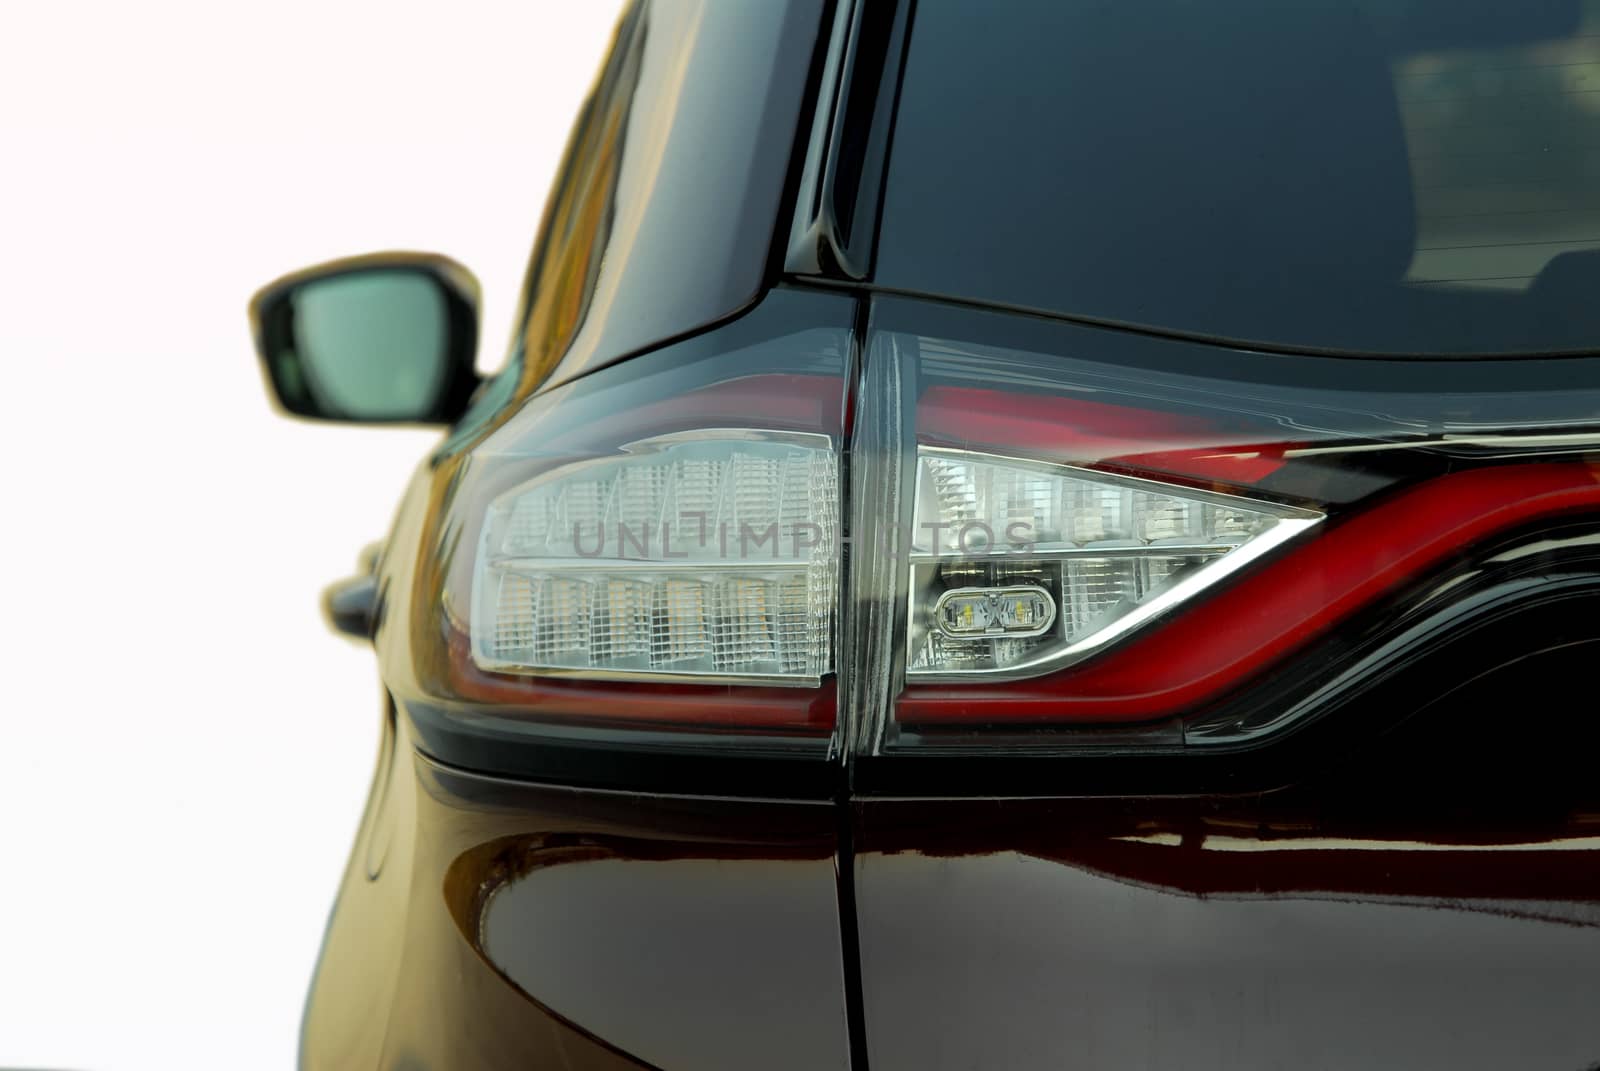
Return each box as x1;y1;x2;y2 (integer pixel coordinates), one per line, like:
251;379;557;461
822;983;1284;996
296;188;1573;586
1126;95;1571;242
877;0;1600;355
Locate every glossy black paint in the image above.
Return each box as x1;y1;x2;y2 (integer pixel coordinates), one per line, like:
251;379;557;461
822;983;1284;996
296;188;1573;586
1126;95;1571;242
785;0;912;279
268;1;1600;1068
301;711;852;1071
852;636;1600;1069
503;0;828;399
298;289;857;1064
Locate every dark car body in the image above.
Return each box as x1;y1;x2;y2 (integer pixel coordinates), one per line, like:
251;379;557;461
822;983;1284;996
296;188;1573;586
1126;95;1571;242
272;3;1600;1068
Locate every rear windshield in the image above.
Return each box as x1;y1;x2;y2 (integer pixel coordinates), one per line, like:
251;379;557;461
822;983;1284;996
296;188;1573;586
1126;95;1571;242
877;0;1600;356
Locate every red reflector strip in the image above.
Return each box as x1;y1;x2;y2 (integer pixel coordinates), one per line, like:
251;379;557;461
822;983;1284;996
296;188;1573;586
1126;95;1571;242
918;385;1298;484
897;463;1600;726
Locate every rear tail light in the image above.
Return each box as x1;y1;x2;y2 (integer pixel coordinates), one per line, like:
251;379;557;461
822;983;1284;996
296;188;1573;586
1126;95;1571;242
415;290;1600;758
415;289;854;738
897;461;1600;731
853;298;1600;752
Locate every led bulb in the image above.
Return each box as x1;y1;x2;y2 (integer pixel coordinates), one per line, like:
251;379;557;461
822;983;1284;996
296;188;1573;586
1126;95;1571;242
935;586;1056;638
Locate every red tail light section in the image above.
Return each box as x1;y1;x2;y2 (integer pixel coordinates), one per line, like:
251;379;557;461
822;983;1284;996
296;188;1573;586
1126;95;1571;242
857;297;1600;752
897;463;1600;727
918;386;1299;485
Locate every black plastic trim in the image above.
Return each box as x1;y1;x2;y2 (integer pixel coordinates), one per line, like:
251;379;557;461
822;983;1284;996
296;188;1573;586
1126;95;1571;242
403;699;840;800
786;0;914;280
801;275;1600;364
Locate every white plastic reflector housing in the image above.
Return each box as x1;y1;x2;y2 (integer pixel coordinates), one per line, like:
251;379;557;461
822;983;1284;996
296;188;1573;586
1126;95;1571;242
907;447;1321;679
471;432;839;685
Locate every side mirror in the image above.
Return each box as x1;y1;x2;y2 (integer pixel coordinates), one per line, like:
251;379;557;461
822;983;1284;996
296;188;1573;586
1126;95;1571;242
249;252;481;425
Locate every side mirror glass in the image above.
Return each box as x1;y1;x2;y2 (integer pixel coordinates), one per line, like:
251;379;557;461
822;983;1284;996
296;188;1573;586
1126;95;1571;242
249;253;481;424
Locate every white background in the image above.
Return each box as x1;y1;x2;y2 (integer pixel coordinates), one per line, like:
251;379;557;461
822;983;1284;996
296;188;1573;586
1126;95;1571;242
0;3;621;1067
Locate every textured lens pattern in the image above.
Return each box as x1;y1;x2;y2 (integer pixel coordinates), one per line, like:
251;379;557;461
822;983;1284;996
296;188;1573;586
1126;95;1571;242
500;448;828;561
484;572;824;675
915;454;1275;553
909;451;1284;675
474;437;837;682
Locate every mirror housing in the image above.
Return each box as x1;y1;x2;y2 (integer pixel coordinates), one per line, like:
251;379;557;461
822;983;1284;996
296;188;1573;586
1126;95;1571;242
249;252;481;425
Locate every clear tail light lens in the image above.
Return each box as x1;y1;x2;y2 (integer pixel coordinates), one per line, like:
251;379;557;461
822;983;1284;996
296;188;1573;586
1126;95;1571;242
907;448;1320;678
471;432;839;684
854;296;1600;752
414;288;854;739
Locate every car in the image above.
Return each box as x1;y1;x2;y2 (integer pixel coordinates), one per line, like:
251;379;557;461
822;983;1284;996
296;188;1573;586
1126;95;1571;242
250;2;1600;1068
